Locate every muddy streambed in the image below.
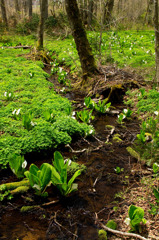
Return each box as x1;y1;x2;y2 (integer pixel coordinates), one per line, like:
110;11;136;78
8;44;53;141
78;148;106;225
0;107;140;240
0;66;141;240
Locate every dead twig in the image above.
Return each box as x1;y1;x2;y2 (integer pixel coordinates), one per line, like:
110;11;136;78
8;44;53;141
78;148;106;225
95;213;148;240
53;211;78;238
42;200;59;206
65;144;87;153
106;127;115;143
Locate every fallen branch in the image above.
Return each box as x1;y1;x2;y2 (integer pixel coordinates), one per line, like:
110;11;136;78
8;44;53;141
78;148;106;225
65;144;87;153
0;179;30;192
97;221;148;240
42;200;59;206
53;211;78;238
11;186;30;195
1;46;31;49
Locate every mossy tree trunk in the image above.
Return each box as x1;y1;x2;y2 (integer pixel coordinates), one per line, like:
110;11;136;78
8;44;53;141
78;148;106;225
0;0;8;29
65;0;98;79
154;0;159;86
37;0;47;50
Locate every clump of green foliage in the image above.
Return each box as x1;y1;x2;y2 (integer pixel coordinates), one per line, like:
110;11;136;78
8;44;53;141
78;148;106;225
125;205;146;233
16;13;39;34
0;46;94;168
135;116;159;166
98;229;107;240
117;108;133;124
0;151;82;199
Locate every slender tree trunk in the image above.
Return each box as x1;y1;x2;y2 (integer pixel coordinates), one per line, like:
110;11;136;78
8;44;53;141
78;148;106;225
28;0;32;18
0;0;8;28
103;0;114;27
88;0;94;27
37;0;46;50
15;0;20;13
45;0;48;19
83;0;87;24
147;0;154;25
23;0;27;16
65;0;97;79
154;0;159;85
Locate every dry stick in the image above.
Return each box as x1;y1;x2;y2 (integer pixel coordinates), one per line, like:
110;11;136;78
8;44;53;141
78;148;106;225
65;144;87;153
97;220;148;240
42;200;59;206
54;211;78;238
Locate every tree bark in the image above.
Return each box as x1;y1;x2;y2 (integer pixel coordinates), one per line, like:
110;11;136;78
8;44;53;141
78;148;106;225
103;0;114;27
28;0;32;18
15;0;20;13
23;0;27;16
45;0;49;19
88;0;94;27
0;0;8;28
37;0;47;50
154;0;159;85
65;0;98;79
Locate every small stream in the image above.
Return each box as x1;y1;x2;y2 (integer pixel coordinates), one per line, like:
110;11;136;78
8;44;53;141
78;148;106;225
0;68;140;240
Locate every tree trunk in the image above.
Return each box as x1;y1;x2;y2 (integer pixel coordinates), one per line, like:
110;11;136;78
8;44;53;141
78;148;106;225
83;0;88;25
147;0;154;25
23;0;27;16
0;0;8;28
15;0;20;13
88;0;94;27
103;0;114;27
45;0;48;19
65;0;98;79
28;0;32;18
37;0;47;50
154;0;159;85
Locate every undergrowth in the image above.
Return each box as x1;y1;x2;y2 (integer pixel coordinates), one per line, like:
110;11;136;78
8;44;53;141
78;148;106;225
0;47;93;169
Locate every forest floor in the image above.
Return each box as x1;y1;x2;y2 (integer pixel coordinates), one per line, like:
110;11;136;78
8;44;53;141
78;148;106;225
0;33;159;240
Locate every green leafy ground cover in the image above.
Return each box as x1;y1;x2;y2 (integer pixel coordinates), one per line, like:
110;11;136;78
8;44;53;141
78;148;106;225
0;30;155;78
46;30;155;79
0;46;93;168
